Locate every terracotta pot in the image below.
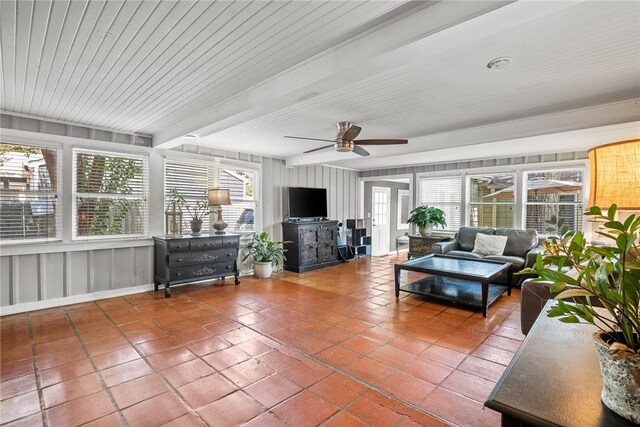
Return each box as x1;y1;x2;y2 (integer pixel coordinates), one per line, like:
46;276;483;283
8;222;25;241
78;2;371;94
418;224;433;237
592;331;640;423
253;261;273;279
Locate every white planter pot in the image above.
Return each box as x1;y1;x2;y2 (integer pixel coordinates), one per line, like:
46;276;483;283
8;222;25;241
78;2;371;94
593;332;640;423
253;261;273;279
418;224;433;237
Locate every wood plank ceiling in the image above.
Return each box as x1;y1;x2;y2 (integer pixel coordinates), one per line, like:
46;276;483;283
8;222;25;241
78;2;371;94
0;0;411;134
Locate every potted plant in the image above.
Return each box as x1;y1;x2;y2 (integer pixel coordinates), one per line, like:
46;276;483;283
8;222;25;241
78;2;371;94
169;188;209;236
522;204;639;423
242;231;289;278
407;205;447;236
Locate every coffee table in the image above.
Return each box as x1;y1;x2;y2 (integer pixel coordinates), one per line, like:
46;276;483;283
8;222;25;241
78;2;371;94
394;254;512;317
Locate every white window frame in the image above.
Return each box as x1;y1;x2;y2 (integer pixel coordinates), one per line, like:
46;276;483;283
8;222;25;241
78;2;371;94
163;155;261;234
0;141;63;244
415;159;588;233
72;148;149;241
397;189;410;230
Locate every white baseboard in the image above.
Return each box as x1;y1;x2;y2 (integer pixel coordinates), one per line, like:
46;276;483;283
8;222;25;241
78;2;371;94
0;284;156;316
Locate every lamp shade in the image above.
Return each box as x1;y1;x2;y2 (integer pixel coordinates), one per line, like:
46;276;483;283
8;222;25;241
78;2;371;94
208;188;231;206
588;139;640;210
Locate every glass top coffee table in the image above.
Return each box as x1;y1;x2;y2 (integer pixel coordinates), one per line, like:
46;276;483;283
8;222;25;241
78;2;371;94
394;254;513;317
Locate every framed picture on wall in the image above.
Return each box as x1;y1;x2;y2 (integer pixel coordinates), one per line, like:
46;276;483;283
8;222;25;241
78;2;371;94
397;189;409;230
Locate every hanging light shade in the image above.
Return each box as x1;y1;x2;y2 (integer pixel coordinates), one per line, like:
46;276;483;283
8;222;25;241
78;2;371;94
588;139;640;210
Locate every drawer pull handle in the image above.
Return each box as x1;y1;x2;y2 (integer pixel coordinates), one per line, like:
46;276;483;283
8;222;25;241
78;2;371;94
176;273;182;277
177;258;182;263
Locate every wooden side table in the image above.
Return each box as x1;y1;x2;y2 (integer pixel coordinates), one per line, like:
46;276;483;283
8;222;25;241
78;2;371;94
485;301;635;426
408;235;450;259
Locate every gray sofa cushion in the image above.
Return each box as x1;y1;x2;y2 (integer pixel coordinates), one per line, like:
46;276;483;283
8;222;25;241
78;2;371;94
447;250;483;260
484;255;526;270
457;227;496;251
495;228;538;257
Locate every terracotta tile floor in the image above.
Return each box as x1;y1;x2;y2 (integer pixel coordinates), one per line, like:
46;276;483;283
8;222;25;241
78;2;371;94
0;254;525;426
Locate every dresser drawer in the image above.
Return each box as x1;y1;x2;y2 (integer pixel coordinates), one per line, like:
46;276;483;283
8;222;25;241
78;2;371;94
190;238;221;251
222;236;239;249
169;263;235;282
168;240;190;252
168;250;229;267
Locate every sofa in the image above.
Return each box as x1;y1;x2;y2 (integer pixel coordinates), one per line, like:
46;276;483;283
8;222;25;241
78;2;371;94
431;227;543;286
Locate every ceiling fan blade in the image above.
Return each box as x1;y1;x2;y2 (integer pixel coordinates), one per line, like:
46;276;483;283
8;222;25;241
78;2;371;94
285;136;336;143
341;125;362;141
352;145;370;157
354;139;408;145
303;144;335;154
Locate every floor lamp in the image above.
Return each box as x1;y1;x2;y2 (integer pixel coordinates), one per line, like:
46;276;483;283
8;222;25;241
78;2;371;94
208;188;231;234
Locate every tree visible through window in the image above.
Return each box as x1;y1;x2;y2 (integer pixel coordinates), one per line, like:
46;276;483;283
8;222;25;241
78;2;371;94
73;149;148;238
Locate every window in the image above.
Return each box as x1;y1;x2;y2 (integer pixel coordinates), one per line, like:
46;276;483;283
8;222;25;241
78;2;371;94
524;169;584;234
417;176;461;230
0;143;60;242
219;167;256;231
468;173;515;228
165;160;257;233
73;149;148;239
397;189;410;230
165;160;215;233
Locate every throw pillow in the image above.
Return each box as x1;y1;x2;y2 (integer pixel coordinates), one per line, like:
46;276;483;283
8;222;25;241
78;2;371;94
472;233;508;256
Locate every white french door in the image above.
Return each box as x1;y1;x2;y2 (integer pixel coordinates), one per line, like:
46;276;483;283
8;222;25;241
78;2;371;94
371;186;391;256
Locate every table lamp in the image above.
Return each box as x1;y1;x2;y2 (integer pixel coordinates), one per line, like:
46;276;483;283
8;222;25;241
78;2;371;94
208;188;231;234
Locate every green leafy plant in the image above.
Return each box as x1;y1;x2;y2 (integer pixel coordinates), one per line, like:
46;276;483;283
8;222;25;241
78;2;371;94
242;231;289;268
522;204;640;351
407;205;447;229
169;188;208;221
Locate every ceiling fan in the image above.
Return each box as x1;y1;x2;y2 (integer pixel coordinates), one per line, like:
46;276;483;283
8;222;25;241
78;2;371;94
284;121;408;157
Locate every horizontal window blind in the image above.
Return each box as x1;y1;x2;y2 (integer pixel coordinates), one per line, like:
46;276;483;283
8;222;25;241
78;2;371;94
524;169;584;234
0;143;61;241
73;149;148;238
165;160;215;233
418;176;462;230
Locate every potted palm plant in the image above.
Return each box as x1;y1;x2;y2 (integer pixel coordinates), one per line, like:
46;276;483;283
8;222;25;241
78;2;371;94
522;204;639;423
407;205;447;236
242;231;289;278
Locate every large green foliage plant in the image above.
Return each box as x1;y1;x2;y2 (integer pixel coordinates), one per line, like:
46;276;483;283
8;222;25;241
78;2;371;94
522;204;640;351
242;231;289;268
407;205;447;229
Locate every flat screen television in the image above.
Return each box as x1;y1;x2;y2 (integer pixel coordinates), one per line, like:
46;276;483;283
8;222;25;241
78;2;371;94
288;187;328;219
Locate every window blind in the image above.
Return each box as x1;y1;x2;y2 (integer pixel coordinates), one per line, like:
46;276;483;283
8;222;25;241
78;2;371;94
0;143;61;241
165;159;215;232
73;148;148;239
418;176;462;230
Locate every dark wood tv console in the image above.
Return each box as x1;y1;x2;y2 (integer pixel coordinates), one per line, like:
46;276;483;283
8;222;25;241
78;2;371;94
282;220;339;272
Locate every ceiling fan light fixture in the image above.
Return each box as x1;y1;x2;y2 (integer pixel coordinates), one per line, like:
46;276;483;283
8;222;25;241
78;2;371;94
335;141;353;152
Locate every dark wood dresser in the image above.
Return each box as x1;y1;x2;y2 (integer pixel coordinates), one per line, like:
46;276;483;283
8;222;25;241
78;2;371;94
153;234;240;297
282;220;339;273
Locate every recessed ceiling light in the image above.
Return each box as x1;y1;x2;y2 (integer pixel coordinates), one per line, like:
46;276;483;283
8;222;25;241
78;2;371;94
487;56;512;70
184;134;198;140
